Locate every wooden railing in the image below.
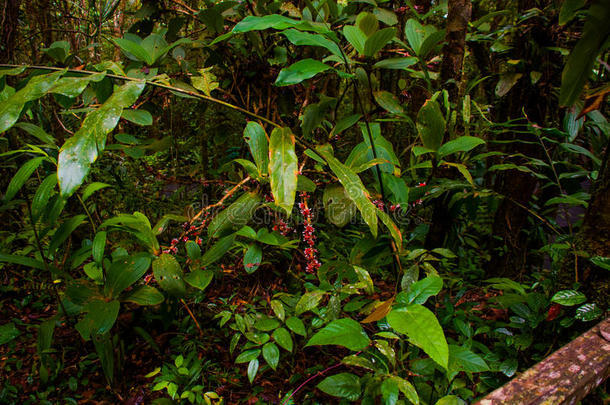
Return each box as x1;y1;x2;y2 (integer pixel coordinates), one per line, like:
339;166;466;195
476;317;610;405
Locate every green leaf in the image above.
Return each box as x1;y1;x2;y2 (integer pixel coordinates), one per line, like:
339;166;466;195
374;90;405;114
152;253;186;297
50;73;105;98
395;377;419;404
551;290;586;306
448;345;489;373
0;323;20;345
244;243;262;273
185;240;201;260
31;173;57;220
75;300;120;340
559;0;610;106
235;349;260;363
0;70;66;133
364;27;396;57
282;29;342;58
343;25;366;54
92;231;106;265
404;19;430;56
323;184;357;227
286;316;307;337
262;342;280;371
191;67;219;96
82;182;111;201
418;29;445;59
58;81;145;197
381;377;399;405
272;327;293;351
296;291;325;315
243;122;269;175
357;12;379;37
406;276;443;305
559;0;586;25
208;192;261;237
374;57;419;70
121;109;153;126
270;300;285;321
47;215;86;256
4;156;45;202
0;253;46;270
437;136;485;159
417;99;445;151
113;37;152;64
275;59;332;86
201;233;236;266
574;303;602;321
495;73;523;97
105;252;152;298
123;285;164;305
387;304;448;370
316;146;378;237
268;127;298;215
184;269;214;291
316;373;361;401
247;358;259;383
306;318;370;351
590;256;610;271
232;15;331;34
435;395;466;405
15;122;56;145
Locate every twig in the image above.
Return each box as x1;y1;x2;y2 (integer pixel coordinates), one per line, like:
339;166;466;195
180;298;204;337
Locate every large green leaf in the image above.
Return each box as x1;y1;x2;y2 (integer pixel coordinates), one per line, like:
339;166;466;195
243;122;269;175
275;59;332;86
364;27;396;57
316;146;378;237
316;373;361;401
405;276;443;305
208;193;261;237
0;253;46;271
201;233;236;266
448;345;489;373
295;291;325;315
184;269;214;291
3;156;46;202
232;15;331;34
272;327;293;352
417;99;445;151
105;252;152;298
343;25;367;55
49;72;106;98
0;70;66;133
374;91;405;115
262;342;280;371
387;304;448;370
31;174;57;220
559;0;610;106
152;253;186;297
58;81;145;197
47;214;86;256
282;29;342;58
268;127;298;215
373;57;419;70
437;136;485;159
306;318;370;351
75;299;120;340
323;184;356;227
551;290;586;306
112;37;152;64
123;285;164;305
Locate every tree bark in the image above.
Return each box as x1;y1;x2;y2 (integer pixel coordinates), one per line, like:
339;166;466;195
440;0;472;101
0;0;20;63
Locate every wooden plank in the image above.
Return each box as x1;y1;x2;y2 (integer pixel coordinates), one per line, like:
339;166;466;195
476;317;610;405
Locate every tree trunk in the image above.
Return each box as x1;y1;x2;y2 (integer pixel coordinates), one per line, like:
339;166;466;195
0;0;20;63
440;0;472;101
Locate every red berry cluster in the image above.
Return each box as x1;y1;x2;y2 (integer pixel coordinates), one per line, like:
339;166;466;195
413;181;427;206
162;214;209;255
272;217;292;236
298;192;320;274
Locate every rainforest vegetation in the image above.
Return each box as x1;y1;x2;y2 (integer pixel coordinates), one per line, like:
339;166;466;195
0;0;609;403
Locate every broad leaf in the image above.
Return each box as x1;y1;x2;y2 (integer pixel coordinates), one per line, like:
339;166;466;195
282;29;342;58
275;59;332;86
105;252;152;298
295;291;325;315
208;192;261;237
417;99;445;151
306;318;370;351
268;127;298;215
4;156;46;201
244;243;262;273
58;81;145;197
364;27;396;57
152;253;186;297
316;147;378;237
316;373;361;401
262;342;280;371
272;327;293;351
437;136;485;159
123;285;164;305
243;122;269;175
343;25;366;54
551;290;586;306
184;269;214;291
387;304;448;370
201;233;237;266
0;70;66;133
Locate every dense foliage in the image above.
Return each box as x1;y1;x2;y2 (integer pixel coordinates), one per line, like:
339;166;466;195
0;0;609;403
